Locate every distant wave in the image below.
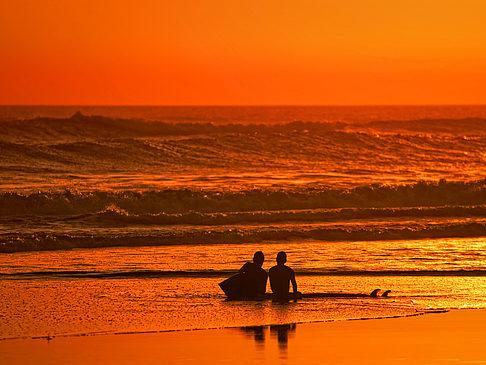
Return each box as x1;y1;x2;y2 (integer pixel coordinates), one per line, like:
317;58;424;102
1;113;485;141
3;269;486;279
2;220;486;252
1;114;484;183
1;180;485;216
0;112;343;142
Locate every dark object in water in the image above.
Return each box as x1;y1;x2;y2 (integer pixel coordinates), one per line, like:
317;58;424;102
219;275;389;300
218;273;259;300
265;289;386;300
382;290;392;297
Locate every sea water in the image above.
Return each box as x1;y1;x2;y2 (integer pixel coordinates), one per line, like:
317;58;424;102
0;106;485;340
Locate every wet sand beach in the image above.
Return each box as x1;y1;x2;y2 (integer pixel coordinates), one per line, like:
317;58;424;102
1;309;484;365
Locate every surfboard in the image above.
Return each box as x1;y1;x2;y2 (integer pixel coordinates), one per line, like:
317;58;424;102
219;275;389;300
219;273;247;299
297;288;383;298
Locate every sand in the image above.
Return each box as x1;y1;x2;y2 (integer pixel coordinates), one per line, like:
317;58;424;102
1;309;485;364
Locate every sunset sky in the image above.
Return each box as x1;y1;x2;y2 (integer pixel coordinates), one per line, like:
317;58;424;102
1;0;486;105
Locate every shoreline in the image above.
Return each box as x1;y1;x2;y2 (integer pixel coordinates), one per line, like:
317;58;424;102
1;308;484;364
0;308;447;343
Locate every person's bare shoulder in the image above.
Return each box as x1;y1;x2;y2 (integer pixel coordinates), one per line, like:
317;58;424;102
285;265;295;275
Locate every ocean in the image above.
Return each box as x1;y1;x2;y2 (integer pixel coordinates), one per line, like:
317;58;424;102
1;105;486;340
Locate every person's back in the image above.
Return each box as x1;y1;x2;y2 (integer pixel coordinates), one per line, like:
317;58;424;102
269;251;298;300
239;251;268;297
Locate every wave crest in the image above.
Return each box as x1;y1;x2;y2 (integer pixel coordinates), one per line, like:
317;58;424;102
2;221;486;253
1;180;485;216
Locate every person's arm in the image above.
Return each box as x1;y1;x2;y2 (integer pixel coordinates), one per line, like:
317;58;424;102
290;269;298;293
258;272;268;295
269;269;276;293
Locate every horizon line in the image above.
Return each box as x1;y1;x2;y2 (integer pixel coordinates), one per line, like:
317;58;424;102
1;104;486;107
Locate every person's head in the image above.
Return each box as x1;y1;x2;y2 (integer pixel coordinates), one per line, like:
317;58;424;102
276;251;287;265
253;251;265;267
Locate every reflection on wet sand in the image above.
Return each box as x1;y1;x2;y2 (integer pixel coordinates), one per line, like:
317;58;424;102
239;323;297;357
271;324;297;351
239;326;266;350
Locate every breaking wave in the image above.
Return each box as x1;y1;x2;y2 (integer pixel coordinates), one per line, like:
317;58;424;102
2;220;486;253
1;180;485;216
83;204;486;226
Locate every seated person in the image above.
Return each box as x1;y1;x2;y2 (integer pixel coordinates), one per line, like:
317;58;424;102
239;251;268;297
269;251;300;300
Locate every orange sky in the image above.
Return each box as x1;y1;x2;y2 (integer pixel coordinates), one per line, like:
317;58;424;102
1;0;486;105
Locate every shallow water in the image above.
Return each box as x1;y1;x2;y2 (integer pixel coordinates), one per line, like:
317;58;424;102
2;239;486;340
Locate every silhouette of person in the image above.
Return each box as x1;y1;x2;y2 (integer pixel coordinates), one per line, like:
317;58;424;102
239;251;268;297
269;251;299;300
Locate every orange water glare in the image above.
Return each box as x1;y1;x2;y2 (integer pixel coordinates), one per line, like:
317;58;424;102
1;1;486;105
